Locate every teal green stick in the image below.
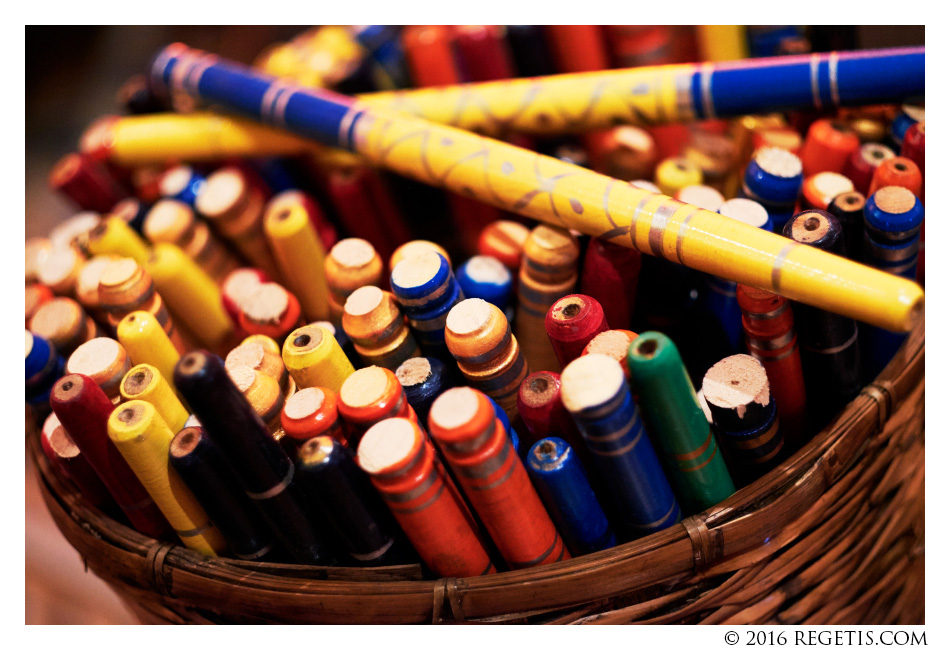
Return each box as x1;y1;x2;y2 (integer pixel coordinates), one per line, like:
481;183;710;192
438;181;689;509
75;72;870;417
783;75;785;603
626;332;735;513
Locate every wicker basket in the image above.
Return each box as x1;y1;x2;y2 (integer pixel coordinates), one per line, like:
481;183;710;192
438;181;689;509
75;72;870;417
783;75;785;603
29;321;924;624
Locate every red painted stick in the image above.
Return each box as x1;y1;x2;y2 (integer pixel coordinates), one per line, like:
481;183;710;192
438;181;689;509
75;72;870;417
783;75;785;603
579;238;642;331
49;374;171;538
544;294;609;368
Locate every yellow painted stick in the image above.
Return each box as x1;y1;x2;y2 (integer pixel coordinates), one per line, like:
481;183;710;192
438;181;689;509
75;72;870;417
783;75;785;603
116;310;182;389
348;104;923;333
107;400;226;555
120;363;190;432
82;112;318;166
90;47;925;162
144;243;235;351
282;323;355;393
263;196;331;322
152;45;925;333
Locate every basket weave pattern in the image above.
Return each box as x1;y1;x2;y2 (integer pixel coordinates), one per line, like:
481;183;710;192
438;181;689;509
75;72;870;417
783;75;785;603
30;324;924;624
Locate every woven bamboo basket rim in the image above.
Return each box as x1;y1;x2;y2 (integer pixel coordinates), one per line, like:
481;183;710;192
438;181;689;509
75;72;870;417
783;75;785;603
30;320;924;624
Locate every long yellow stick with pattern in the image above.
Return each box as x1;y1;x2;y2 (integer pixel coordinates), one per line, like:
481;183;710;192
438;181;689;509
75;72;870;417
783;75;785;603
87;46;924;165
365;46;924;136
149;44;923;333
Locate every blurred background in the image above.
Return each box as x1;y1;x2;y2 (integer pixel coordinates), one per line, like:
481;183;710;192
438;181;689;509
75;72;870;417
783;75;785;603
25;25;924;625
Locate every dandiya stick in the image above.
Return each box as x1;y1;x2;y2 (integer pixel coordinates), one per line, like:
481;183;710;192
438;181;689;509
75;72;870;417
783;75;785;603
476;220;530;277
390;251;464;363
901;122;924;203
267;189;339;252
286;46;929;137
868;157;923;198
49;152;129;213
860;188;924;380
389;240;452;274
828;191;868;262
801;172;854;212
738;147;803;235
325;164;407;261
310;320;362;372
736;284;808;446
596;125;658;182
145;243;236;352
428;387;570;569
515;225;580;373
326;238;384;323
75;255;121;327
97;257;186;353
86;216;151;266
395;356;455;427
103;47;927;167
357;417;495;578
842;143;893;196
515;370;596;484
682;130;740;197
445;298;529;420
169;426;277;561
226;334;291;395
526;437;616;556
221;268;270;333
342;286;420;371
28;297;100;357
263;195;331;322
174;350;338;565
455;255;513;313
800;118;860;177
194;166;281;279
107;400;227;555
544;294;609;368
81;112;319;166
227;365;285;437
506;25;556;77
626;332;736;514
281;387;349;447
783;211;863;425
675;184;725;214
581;329;639;379
50;374;171;539
701;355;784;484
560;354;681;538
37;246;84;298
158;165;207;207
282;323;355;393
338;365;419;443
121;363;189;432
142;199;240;284
454;25;517;82
116;310;181;390
296;436;416;566
66;337;131;403
238;282;304;345
544;26;610;73
151;45;924;333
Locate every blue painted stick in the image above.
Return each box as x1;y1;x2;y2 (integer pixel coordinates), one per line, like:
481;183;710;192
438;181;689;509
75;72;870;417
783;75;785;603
527;437;616;556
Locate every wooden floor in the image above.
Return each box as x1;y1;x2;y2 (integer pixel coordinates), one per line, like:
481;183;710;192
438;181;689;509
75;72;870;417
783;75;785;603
25;455;139;624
